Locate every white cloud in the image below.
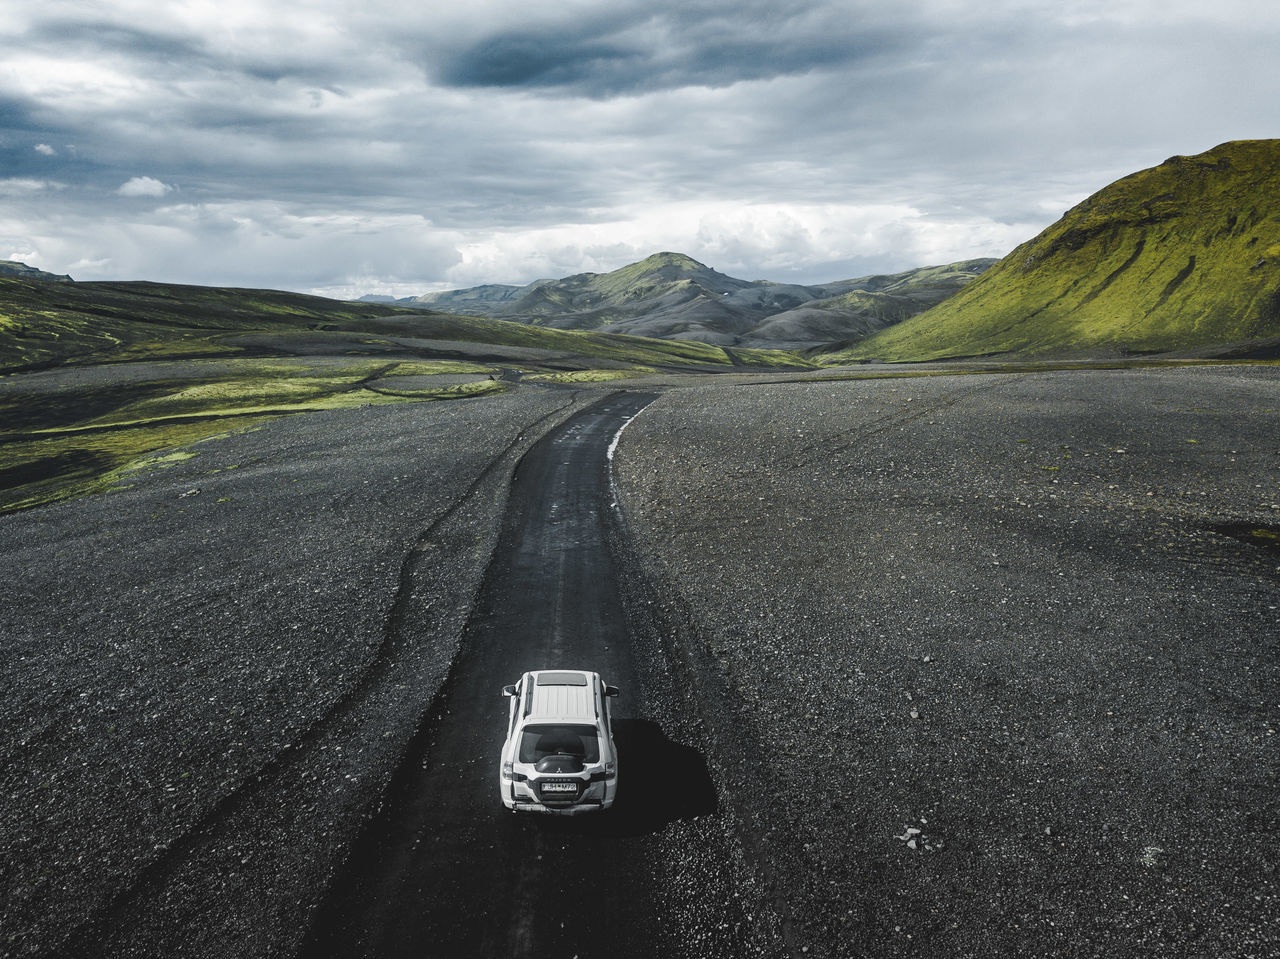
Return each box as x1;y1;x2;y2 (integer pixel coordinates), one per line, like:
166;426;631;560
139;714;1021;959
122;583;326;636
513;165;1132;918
2;2;1277;290
117;176;174;198
0;200;462;290
0;178;63;196
441;200;1037;289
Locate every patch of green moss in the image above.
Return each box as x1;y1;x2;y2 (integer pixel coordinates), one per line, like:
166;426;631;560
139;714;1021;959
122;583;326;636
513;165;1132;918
0;419;268;513
525;368;658;384
0;357;504;514
384;360;495;376
367;379;506;400
120;450;199;473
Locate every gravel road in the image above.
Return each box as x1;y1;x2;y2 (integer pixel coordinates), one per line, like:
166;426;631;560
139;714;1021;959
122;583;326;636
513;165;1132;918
0;389;590;958
303;392;671;959
612;365;1280;958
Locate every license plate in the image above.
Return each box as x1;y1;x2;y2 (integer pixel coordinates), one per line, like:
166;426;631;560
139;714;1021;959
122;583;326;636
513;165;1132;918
542;782;577;793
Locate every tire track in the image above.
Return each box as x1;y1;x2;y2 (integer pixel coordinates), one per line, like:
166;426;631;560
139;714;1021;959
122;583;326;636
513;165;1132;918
301;391;686;959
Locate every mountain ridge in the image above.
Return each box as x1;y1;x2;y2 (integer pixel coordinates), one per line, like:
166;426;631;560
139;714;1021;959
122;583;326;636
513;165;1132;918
394;252;995;349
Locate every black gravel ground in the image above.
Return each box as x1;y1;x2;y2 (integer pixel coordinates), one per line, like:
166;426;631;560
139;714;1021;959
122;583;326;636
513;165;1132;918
612;366;1280;958
0;389;590;958
3;364;1277;959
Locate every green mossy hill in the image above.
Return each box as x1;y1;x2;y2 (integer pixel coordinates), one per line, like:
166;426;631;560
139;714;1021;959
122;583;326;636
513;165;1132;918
0;275;810;373
495;252;741;319
754;259;993;351
411;282;536;310
817;289;918;321
582;251;728;296
832;140;1280;362
0;278;411;371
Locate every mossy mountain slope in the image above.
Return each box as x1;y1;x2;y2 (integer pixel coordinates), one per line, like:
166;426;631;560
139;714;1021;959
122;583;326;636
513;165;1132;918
832;140;1280;362
0;273;807;374
757;260;995;348
0;277;412;371
401;282;548;310
414;252;992;349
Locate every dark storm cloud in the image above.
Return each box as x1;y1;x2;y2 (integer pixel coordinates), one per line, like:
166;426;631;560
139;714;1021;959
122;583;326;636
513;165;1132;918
438;34;643;91
0;86;91;156
22;15;358;89
0;93;88;181
0;92;41;132
3;1;1277;293
434;2;899;95
27;19;205;64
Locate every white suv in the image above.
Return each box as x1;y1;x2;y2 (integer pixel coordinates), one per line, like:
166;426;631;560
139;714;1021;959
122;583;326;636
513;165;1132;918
499;669;619;813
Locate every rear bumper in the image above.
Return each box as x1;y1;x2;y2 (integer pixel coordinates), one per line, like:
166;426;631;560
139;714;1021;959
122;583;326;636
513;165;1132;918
502;778;616;813
505;797;613;815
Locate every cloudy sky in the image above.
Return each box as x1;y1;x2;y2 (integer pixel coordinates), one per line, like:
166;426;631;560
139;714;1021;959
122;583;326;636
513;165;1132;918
1;0;1276;296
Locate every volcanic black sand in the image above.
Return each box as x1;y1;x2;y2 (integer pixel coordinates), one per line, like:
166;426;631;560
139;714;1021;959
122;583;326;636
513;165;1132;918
1;388;592;957
1;363;1277;958
301;390;732;958
614;365;1280;958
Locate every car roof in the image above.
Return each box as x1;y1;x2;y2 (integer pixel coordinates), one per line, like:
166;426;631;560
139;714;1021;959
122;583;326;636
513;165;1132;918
524;669;599;722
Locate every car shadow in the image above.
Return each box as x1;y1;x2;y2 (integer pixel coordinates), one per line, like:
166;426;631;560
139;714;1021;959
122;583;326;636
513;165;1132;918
525;718;717;838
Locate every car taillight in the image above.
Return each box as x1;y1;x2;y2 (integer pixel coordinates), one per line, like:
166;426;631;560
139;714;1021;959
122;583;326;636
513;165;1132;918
604;760;616;780
502;762;514;780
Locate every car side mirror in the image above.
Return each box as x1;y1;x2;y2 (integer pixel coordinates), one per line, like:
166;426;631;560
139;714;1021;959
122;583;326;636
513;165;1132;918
501;685;517;697
605;685;620;697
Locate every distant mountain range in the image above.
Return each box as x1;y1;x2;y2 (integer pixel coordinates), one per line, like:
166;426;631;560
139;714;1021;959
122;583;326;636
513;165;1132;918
8;139;1277;365
362;254;996;349
830;139;1280;361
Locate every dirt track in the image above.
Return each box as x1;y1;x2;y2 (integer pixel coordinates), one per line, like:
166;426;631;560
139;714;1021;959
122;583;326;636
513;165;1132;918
301;391;696;958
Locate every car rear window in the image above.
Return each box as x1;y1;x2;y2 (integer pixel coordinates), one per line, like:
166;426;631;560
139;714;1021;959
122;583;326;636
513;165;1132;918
519;724;600;763
536;672;588;686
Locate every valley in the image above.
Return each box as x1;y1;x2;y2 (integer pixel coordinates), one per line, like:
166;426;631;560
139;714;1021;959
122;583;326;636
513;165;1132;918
1;364;1276;958
1;138;1278;958
402;253;995;349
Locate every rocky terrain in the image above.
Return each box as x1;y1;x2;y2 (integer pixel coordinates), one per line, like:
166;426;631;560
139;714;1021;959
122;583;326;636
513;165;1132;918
0;389;594;957
613;365;1280;957
2;361;1277;958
